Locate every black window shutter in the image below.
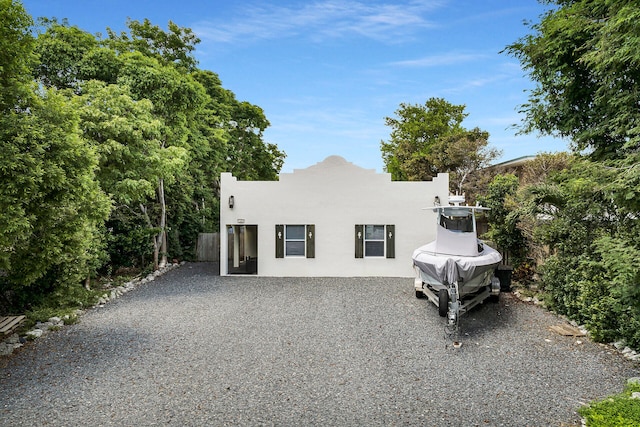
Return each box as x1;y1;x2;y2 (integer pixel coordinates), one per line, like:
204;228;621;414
386;225;395;259
355;224;364;258
275;224;284;258
306;224;315;258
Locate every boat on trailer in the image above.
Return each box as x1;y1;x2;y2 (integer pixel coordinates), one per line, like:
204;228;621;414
413;195;502;328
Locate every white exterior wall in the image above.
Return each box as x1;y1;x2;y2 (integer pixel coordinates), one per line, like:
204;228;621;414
220;156;449;277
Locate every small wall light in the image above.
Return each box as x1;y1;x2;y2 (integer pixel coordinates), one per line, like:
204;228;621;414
434;195;441;206
228;195;235;209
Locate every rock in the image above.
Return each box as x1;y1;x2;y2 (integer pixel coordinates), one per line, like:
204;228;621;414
48;316;62;324
632;392;640;400
35;322;53;331
5;334;20;344
613;341;626;350
622;347;634;355
26;329;43;339
628;377;640;385
0;342;14;356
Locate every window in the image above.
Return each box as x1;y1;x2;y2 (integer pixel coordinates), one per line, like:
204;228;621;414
286;225;306;256
355;224;395;259
364;225;385;257
439;208;474;233
275;224;315;258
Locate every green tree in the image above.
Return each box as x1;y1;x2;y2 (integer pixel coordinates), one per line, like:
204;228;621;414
381;98;467;181
0;87;110;307
105;18;200;71
380;98;498;195
504;0;640;346
33;19;122;87
479;174;527;268
73;80;177;267
504;0;640;161
2;1;109;311
430;127;501;195
116;51;200;268
0;0;37;259
524;161;625;340
0;0;36;111
75;81;165;205
28;14;286;272
186;70;231;232
226;101;284;181
33;19;98;90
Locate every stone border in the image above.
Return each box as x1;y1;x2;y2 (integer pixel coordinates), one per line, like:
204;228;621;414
0;262;184;357
512;287;640;362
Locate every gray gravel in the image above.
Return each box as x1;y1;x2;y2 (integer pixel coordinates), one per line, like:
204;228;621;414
1;262;639;426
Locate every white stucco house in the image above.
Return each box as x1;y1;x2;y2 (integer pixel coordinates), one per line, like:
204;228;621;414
219;155;449;277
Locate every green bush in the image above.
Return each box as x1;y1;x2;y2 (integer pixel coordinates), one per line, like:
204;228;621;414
579;382;640;427
26;282;100;323
527;159;640;348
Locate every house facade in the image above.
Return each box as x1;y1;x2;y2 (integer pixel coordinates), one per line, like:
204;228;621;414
219;155;449;277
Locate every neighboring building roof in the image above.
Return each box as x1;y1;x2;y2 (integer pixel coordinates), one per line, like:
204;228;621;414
489;155;536;169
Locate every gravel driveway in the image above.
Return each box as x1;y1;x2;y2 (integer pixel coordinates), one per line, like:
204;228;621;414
1;262;638;426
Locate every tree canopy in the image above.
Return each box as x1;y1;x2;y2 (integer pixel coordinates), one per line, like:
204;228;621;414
504;0;640;161
380;97;500;196
1;1;285;313
499;0;640;347
0;0;36;110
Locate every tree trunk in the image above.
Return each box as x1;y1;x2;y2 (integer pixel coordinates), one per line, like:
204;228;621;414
140;178;168;271
140;203;160;271
157;177;167;269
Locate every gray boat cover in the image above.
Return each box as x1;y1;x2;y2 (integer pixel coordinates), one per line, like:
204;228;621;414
412;241;502;286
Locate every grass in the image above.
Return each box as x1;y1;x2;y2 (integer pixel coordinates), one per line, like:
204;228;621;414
579;381;640;426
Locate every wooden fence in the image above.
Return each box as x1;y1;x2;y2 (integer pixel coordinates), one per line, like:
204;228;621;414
196;233;220;262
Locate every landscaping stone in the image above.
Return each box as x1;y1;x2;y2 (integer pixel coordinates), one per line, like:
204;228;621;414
48;317;62;325
613;341;626;350
0;342;14;356
6;334;20;344
26;329;43;339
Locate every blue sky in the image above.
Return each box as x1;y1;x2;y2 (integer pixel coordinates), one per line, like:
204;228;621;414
22;0;566;173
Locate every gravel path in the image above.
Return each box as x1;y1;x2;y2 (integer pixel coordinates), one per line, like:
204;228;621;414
1;262;638;426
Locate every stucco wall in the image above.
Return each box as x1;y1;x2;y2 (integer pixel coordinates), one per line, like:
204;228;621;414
219;156;449;277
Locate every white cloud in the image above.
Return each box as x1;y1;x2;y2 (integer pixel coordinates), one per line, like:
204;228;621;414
193;0;445;44
389;52;489;68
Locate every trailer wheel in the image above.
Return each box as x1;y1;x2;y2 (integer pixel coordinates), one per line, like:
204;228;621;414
438;289;448;317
